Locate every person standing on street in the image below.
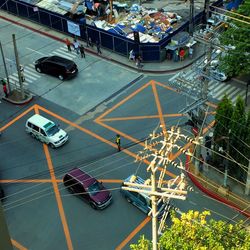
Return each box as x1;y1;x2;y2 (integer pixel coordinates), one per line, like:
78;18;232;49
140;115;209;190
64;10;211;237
116;134;121;152
20;65;25;82
96;40;102;54
79;44;86;58
65;38;72;52
73;39;80;54
2;81;8;98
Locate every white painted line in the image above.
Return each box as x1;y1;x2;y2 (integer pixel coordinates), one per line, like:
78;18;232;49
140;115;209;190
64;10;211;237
169;74;179;82
211;82;226;93
189;200;197;206
26;47;46;56
13;72;36;81
56;49;77;59
51;51;73;60
12;73;32;83
208;80;219;88
23;68;40;78
8;76;28;86
60;46;69;52
216;85;236;100
228;88;241;99
9;75;19;81
231;90;245;103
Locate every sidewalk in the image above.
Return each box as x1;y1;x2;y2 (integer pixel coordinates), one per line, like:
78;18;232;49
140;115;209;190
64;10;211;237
1;10;249;217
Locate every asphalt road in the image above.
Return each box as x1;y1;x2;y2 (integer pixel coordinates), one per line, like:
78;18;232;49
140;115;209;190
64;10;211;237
0;19;248;250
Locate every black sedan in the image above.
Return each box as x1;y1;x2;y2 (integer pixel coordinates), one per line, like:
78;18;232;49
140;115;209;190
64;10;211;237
35;56;78;80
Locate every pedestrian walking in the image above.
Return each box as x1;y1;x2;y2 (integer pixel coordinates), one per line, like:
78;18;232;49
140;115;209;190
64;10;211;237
116;134;121;152
129;49;135;61
135;55;142;68
73;39;80;54
65;38;72;52
2;81;8;98
96;40;102;54
79;44;86;58
199;154;204;173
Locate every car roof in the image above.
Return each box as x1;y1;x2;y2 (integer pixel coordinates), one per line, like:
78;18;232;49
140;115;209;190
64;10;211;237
67;168;95;187
46;56;74;66
27;114;54;128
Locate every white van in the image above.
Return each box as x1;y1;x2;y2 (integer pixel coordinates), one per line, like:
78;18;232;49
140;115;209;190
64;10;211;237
25;114;68;148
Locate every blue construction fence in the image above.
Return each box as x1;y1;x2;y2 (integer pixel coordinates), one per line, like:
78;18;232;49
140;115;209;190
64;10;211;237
0;0;223;62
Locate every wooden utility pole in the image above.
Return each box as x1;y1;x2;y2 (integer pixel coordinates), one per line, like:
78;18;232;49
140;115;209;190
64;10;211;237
12;34;24;99
0;41;11;93
0;202;13;250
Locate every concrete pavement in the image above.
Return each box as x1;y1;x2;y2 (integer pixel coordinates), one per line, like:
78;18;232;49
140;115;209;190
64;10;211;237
0;10;249;218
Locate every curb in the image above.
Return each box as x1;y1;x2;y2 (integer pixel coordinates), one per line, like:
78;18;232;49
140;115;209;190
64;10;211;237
185;155;250;218
2;94;33;105
0;14;204;74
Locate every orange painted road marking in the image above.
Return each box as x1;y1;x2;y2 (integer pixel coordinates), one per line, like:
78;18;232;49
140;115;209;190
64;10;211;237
43;144;73;250
0;179;62;183
0;105;35;132
152;81;166;133
95;81;152;122
116;216;151;250
11;239;27;250
100;113;185;122
155;81;179;93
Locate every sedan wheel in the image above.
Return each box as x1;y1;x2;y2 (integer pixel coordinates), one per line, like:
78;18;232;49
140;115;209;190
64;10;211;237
36;67;42;73
90;202;97;209
58;75;64;81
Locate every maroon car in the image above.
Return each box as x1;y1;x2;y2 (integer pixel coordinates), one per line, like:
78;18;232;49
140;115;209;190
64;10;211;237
63;168;112;209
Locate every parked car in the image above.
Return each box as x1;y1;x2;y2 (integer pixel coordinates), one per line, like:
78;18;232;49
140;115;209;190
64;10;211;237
210;69;228;81
25;114;68;148
63;168;112;209
35;56;78;80
120;175;171;219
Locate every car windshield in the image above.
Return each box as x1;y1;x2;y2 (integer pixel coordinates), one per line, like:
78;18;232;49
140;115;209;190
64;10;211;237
88;181;102;196
46;125;59;136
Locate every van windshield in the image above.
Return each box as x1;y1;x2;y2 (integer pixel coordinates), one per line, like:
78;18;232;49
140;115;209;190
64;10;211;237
88;182;102;196
46;125;59;136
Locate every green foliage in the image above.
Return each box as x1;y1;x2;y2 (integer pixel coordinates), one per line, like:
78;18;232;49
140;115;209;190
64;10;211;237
214;95;233;149
130;211;250;250
228;96;247;179
219;1;250;77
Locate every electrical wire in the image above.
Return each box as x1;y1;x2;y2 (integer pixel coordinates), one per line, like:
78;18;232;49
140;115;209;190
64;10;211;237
211;5;250;21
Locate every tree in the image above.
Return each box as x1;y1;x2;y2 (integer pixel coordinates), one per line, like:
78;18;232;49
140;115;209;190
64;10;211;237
130;211;250;250
229;96;247;179
214;95;233;150
219;1;250;77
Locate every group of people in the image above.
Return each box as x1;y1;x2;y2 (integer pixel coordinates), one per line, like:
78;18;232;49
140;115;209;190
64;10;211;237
129;49;143;68
65;37;102;58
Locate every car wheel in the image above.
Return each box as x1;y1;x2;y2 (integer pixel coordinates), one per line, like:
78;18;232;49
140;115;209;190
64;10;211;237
49;143;56;149
90;202;97;209
58;75;64;81
30;132;35;138
36;67;42;73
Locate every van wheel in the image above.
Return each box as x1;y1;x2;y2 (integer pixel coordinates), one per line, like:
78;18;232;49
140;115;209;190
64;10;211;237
126;197;132;203
49;143;56;149
58;75;64;81
90;202;97;209
36;67;42;73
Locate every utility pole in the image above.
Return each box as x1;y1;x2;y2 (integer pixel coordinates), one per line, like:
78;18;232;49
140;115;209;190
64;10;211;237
244;160;250;195
12;34;24;99
204;0;210;24
189;0;194;35
0;202;13;250
0;41;11;93
122;127;194;249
